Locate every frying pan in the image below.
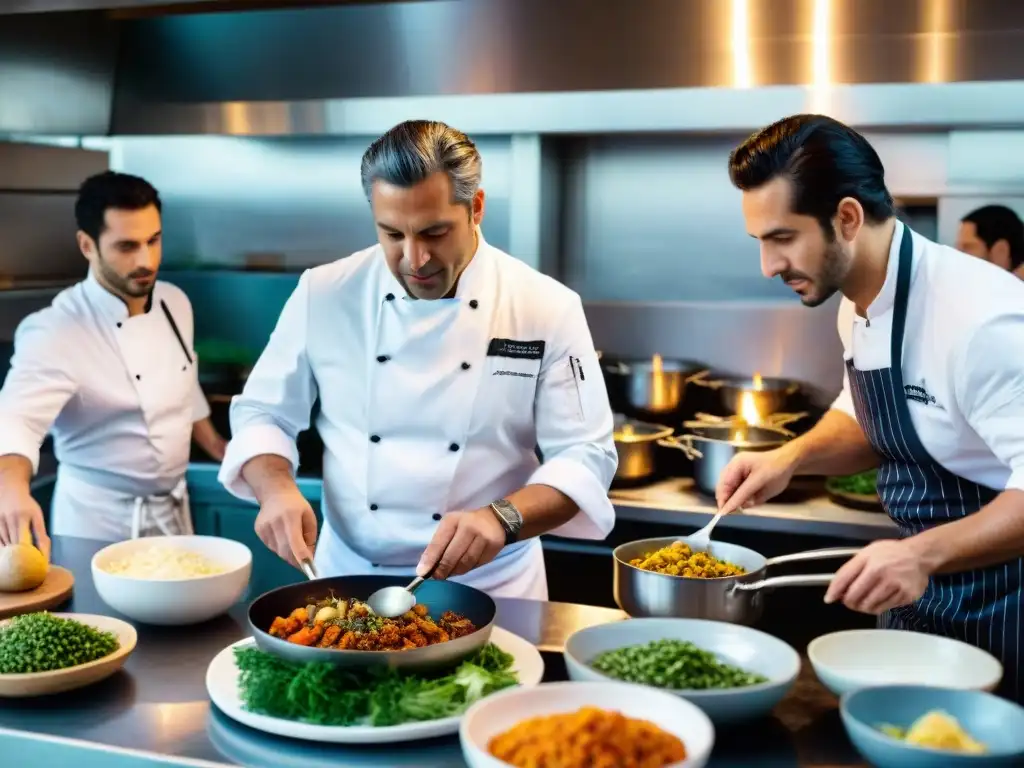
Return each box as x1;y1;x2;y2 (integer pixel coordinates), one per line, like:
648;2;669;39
247;575;496;672
613;536;861;625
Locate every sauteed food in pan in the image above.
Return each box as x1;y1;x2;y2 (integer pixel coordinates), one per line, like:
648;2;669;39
268;596;477;650
628;540;746;578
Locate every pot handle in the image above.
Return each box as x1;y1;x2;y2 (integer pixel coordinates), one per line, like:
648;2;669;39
690;375;723;390
657;434;703;461
731;573;835;592
764;546;861;567
685;369;711;384
604;361;630;375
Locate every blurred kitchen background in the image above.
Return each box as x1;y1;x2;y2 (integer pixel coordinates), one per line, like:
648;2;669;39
5;1;1024;606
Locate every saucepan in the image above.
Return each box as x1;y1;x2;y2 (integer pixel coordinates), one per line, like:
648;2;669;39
602;357;709;416
247;574;496;671
613;536;861;625
658;421;803;497
612;414;674;484
691;373;800;417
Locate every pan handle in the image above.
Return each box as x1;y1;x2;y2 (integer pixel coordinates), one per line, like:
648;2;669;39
658;434;703;460
685;369;711;384
764;547;861;567
732;573;835;592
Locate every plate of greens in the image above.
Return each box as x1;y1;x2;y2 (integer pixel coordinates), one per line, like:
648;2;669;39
205;626;544;743
826;471;883;511
0;612;136;697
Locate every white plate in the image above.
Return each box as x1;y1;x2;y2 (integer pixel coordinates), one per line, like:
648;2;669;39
206;626;545;744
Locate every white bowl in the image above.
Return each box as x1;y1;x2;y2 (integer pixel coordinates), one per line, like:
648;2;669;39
460;680;715;768
564;618;800;724
91;535;252;626
808;629;1003;697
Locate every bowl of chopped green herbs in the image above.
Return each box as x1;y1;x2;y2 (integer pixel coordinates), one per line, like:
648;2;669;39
0;612;137;697
826;471;883;511
564;617;800;724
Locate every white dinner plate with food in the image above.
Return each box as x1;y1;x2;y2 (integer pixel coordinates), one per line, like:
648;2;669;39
0;612;137;697
206;626;545;744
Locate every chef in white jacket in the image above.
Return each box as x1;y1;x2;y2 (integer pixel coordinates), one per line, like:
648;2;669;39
219;120;617;599
0;171;225;557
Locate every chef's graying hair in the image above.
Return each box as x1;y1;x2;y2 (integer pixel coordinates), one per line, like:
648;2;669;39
728;114;895;236
75;171;162;243
360;120;482;207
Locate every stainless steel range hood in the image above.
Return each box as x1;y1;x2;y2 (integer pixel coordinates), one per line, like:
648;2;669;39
6;0;1024;137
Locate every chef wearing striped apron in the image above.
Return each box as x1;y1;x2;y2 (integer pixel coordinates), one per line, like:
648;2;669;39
720;114;1024;702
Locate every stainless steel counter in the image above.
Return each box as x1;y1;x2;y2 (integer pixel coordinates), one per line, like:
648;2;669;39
0;536;870;767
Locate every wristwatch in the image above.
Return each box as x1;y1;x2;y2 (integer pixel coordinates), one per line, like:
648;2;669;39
489;499;523;545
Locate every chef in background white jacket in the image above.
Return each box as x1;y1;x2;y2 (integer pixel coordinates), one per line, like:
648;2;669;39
0;171;226;556
219;119;617;599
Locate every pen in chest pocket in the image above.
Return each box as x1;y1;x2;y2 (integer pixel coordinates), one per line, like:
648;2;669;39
568;356;585;419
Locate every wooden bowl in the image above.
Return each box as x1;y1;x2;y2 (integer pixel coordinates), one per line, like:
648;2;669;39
0;613;137;697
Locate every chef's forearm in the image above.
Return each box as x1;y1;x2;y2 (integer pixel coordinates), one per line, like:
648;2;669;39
907;489;1024;574
240;454;302;504
785;409;879;476
192;417;227;462
507;484;578;539
0;455;33;497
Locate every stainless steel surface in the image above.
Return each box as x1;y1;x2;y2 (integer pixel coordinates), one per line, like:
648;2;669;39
111;136;512;269
0;142;109;191
95;0;1024;135
603;357;708;416
687;509;727;552
298;560;317;581
693;374;801;417
0;13;118;135
612;536;860;625
612;417;674;483
661;425;792;498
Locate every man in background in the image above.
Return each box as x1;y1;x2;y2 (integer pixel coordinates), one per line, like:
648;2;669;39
0;171;226;555
955;204;1024;279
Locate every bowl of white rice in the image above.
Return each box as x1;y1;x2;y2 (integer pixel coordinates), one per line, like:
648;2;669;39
91;535;252;626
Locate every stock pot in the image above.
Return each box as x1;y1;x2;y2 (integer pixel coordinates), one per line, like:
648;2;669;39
691;373;800;417
603;357;708;416
612;416;674;483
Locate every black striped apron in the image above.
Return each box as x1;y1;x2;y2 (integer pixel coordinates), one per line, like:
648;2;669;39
845;224;1024;703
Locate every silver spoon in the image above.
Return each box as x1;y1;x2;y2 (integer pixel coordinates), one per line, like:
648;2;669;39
366;561;439;619
684;507;741;553
299;559;319;581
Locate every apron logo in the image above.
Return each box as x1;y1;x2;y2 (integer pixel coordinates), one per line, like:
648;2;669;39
487;338;545;360
904;383;937;406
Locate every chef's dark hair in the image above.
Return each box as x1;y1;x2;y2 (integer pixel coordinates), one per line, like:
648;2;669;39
728;114;895;235
360;120;481;206
961;205;1024;270
75;171;162;243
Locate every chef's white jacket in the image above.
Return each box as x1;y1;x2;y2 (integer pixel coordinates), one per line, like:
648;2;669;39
0;271;210;540
831;220;1024;492
219;233;618;599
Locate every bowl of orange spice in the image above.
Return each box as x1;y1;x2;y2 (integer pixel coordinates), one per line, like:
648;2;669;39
459;680;714;768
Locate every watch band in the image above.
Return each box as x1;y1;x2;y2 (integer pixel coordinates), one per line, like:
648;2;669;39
489;499;523;545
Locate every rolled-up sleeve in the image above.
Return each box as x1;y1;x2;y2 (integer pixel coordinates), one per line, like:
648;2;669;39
527;294;617;539
955;314;1024;492
218;272;318;501
0;314;78;473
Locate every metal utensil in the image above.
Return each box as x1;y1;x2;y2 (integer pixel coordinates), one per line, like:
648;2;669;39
613;536;860;625
299;559;319;581
685;509;728;552
366;561;439;618
247;574;496;670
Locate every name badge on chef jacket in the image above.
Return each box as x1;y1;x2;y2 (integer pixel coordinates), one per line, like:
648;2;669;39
488;338;545;379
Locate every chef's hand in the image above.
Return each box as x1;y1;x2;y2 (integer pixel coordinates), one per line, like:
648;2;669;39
825;540;929;614
254;487;318;570
418;508;506;580
0;489;49;561
715;445;800;515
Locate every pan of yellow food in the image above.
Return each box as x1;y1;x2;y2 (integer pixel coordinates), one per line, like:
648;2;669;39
613;536;861;624
247;575;495;671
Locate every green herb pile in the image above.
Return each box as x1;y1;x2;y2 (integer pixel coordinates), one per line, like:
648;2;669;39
235;642;518;726
0;612;120;674
590;638;768;690
827;470;878;496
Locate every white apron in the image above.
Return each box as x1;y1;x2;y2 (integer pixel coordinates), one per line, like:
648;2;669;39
51;465;193;542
